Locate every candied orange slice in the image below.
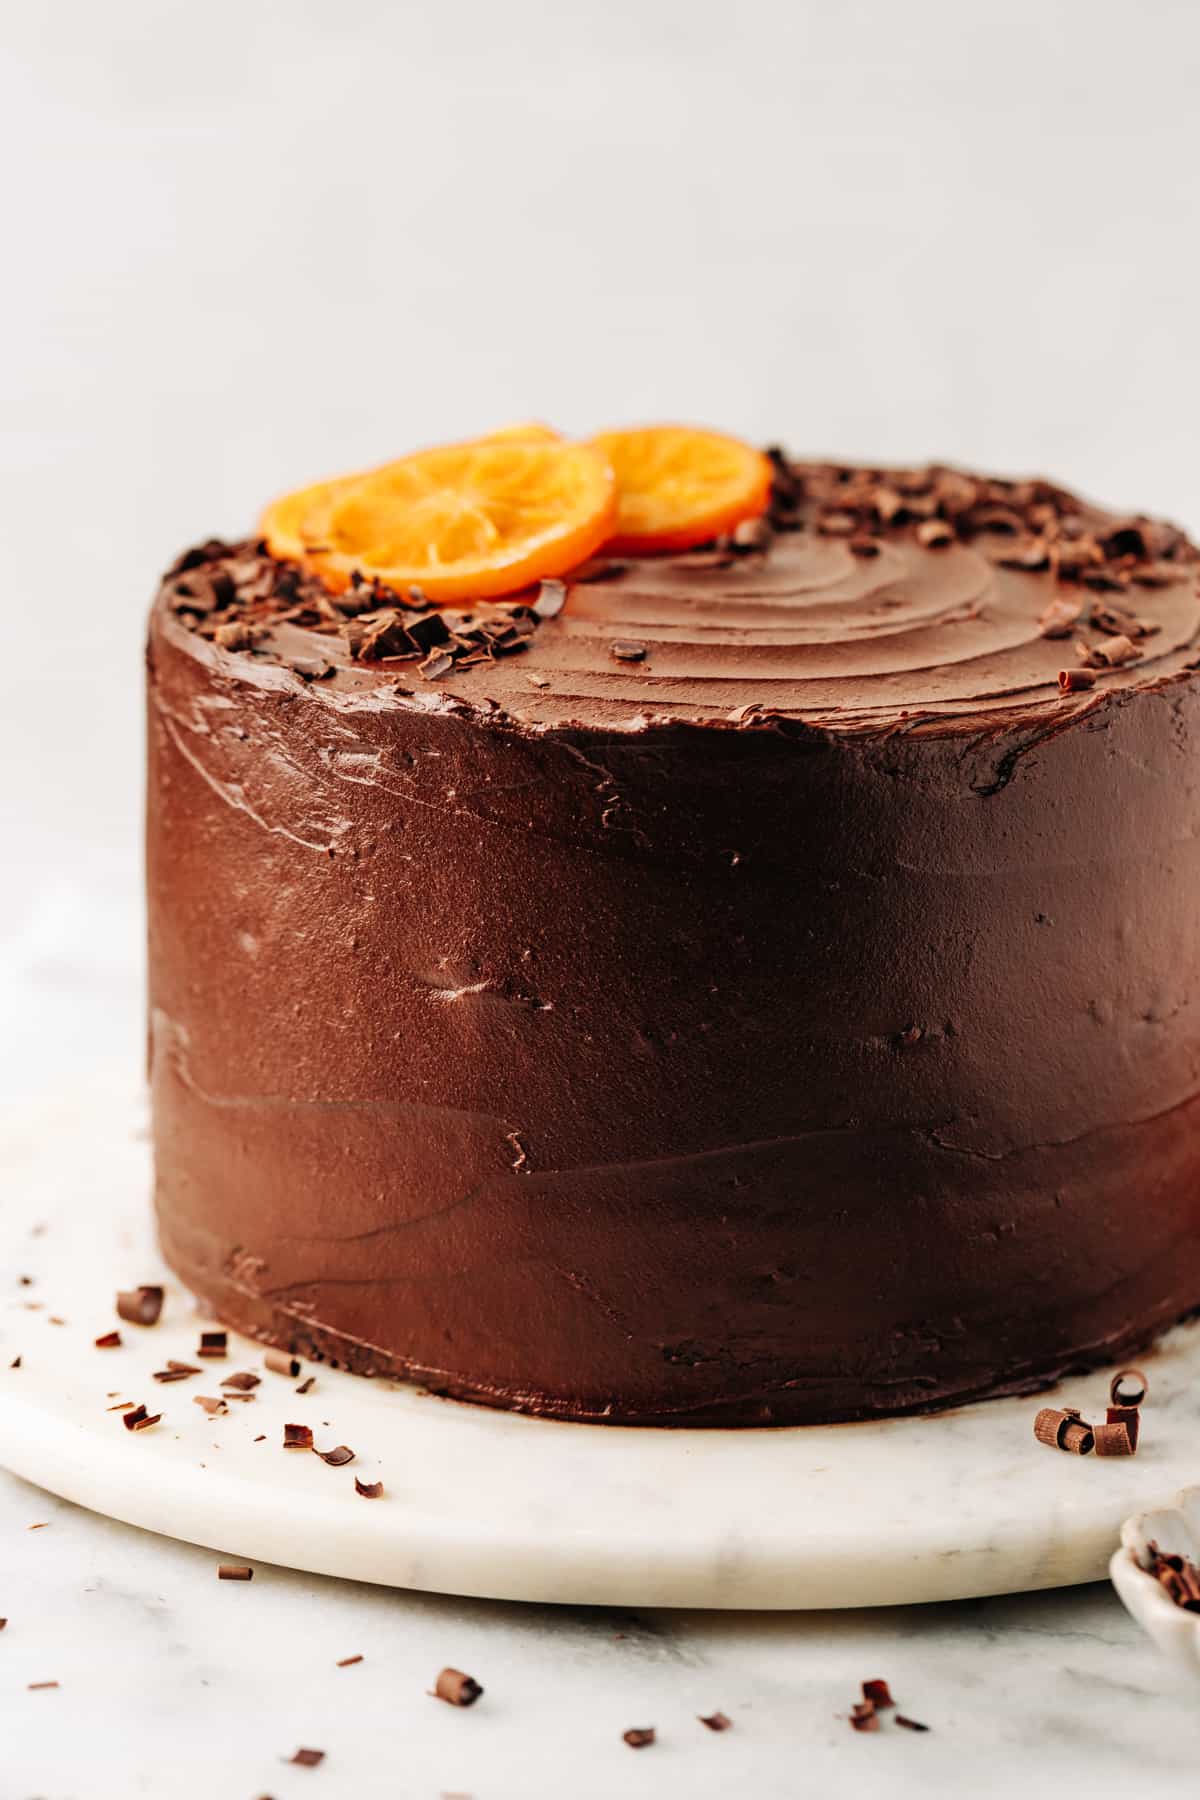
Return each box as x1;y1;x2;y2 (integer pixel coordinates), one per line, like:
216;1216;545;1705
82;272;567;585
261;437;615;602
482;420;562;444
590;425;772;554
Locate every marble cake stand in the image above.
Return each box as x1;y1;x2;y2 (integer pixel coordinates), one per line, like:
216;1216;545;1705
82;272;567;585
3;1081;1199;1611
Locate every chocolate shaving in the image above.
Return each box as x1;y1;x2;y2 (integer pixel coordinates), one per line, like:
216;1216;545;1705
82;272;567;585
1106;1403;1141;1452
193;1395;228;1416
1144;1540;1200;1610
116;1286;163;1327
354;1477;384;1499
318;1444;355;1467
698;1711;732;1731
1059;667;1097;693
214;620;253;651
295;1375;316;1395
896;1714;930;1732
915;519;953;549
1089;632;1141;668
1093;1420;1134;1457
731;516;773;553
862;1679;894;1709
290;1748;325;1768
434;1667;483;1707
153;1366;197;1383
336;1654;364;1667
532;578;567;619
1038;596;1083;639
27;1680;59;1690
264;1349;301;1377
418;650;455;681
622;1727;656;1748
284;1423;314;1450
850;1702;879;1732
610;639;647;663
10;1356;20;1369
217;1563;253;1581
221;1371;262;1391
197;1330;227;1358
122;1405;161;1432
1111;1368;1148;1407
1033;1406;1094;1454
94;1331;122;1349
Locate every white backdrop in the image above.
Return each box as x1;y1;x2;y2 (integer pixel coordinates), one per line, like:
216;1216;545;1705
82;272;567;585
2;0;1198;1096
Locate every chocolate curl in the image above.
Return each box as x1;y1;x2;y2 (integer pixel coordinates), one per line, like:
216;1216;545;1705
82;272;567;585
434;1667;483;1707
1094;1421;1133;1457
1033;1407;1094;1454
115;1286;163;1326
1110;1368;1148;1408
850;1702;879;1732
1106;1404;1141;1452
1059;667;1097;693
862;1679;894;1709
264;1349;301;1377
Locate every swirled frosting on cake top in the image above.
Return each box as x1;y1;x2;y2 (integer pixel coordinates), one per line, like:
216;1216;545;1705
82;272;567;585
158;456;1200;735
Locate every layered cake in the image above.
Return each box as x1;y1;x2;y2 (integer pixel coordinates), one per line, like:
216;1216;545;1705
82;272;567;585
146;429;1200;1425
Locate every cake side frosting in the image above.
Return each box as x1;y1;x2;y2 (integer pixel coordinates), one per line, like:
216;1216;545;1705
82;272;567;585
146;456;1200;1425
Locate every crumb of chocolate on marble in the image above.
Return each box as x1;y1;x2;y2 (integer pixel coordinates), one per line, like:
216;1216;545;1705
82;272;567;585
896;1714;930;1732
698;1711;732;1731
283;1423;314;1450
622;1727;656;1748
94;1330;122;1349
289;1748;326;1767
862;1679;894;1710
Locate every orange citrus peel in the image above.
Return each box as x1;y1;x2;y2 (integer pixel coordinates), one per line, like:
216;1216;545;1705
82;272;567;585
261;437;615;603
590;425;772;555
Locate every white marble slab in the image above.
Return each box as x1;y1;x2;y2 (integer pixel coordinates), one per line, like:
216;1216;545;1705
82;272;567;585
3;1081;1199;1616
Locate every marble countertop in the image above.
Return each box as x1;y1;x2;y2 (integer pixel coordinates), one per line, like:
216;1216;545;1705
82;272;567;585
6;1436;1200;1800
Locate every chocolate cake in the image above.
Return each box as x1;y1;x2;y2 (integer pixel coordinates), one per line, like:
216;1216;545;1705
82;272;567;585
146;455;1200;1425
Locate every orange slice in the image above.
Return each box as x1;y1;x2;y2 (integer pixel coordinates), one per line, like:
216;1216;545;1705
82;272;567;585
590;425;772;554
261;437;615;602
481;421;562;444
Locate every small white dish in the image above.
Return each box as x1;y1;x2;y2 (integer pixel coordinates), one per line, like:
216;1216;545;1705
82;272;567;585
1111;1485;1200;1675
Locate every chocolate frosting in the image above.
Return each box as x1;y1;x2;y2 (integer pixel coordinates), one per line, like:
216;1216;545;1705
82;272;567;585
147;458;1200;1424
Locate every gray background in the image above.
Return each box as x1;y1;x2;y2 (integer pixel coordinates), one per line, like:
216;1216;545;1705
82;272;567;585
2;0;1198;1093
